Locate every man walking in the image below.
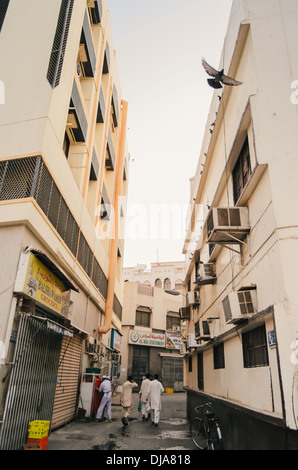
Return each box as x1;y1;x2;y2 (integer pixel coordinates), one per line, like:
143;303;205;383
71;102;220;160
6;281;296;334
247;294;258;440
120;376;138;426
95;376;112;423
139;373;151;421
148;374;164;427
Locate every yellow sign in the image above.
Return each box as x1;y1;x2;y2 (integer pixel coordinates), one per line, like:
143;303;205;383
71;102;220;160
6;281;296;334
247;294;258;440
24;254;66;314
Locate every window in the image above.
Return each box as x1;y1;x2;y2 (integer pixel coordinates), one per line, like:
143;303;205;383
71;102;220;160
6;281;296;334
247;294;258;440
47;0;74;88
233;137;252;204
242;325;269;368
213;343;225;369
188;357;192;373
155;278;162;288
197;353;204;390
166;313;180;331
0;0;10;32
136;308;151;327
164;278;171;290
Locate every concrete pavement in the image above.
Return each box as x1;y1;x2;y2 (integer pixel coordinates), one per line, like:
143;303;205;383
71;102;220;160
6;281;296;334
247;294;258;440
47;391;197;452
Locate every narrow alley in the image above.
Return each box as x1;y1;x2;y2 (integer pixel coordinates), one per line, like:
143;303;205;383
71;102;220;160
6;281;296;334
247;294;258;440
47;392;196;452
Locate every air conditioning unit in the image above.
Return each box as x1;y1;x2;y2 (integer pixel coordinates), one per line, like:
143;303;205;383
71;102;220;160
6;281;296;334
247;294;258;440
222;289;257;324
186;291;200;306
179;306;191;320
194;263;217;287
180;342;187;355
196;320;212;341
206;207;250;244
187;333;200;349
172;324;181;332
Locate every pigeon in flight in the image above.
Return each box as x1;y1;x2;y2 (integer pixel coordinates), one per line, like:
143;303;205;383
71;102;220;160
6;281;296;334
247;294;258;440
202;59;243;89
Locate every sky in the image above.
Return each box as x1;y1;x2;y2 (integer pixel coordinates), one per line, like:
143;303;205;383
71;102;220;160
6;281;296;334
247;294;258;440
107;0;233;269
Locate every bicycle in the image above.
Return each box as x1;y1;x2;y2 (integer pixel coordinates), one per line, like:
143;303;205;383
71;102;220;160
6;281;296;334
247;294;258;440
190;402;223;450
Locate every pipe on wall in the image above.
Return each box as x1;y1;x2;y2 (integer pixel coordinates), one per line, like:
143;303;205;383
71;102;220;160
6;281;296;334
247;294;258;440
97;99;128;335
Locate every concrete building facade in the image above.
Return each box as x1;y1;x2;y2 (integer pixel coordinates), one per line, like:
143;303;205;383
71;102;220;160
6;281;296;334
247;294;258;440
183;0;298;449
0;0;129;449
120;280;184;392
123;261;185;292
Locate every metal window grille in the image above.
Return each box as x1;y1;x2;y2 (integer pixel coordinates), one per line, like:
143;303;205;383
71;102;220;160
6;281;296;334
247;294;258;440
92;257;108;299
47;0;74;88
113;295;122;320
77;232;93;278
242;324;269;368
0;156;38;201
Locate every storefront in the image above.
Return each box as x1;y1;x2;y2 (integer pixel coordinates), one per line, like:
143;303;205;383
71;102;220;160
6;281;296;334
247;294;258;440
0;250;81;449
127;329;183;390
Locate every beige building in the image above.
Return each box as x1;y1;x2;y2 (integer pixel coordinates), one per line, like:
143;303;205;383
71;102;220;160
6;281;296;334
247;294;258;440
123;260;185;292
183;0;298;450
0;0;129;449
120;280;184;392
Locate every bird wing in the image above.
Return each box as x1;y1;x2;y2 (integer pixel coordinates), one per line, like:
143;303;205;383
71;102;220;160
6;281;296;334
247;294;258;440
202;59;219;78
222;74;243;86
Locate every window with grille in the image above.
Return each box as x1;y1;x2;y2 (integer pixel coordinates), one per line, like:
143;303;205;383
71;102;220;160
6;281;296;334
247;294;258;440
47;0;74;88
233;137;252;204
0;0;10;32
242;325;269;368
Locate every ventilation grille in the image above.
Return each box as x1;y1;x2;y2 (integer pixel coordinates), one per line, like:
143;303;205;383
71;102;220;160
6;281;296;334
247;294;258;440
47;0;74;88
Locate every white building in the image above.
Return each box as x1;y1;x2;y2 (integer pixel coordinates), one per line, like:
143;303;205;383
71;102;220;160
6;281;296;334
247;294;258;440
123;261;185;292
183;0;298;450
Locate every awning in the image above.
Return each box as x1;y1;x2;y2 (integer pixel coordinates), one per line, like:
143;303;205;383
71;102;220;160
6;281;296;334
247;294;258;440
32;315;73;337
30;249;79;292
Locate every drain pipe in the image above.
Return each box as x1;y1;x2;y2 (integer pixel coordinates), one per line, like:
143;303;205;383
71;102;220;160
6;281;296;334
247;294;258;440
98;100;128;336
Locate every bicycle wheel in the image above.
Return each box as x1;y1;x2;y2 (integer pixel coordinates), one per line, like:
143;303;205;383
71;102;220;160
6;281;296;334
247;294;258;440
190;418;208;449
208;422;222;450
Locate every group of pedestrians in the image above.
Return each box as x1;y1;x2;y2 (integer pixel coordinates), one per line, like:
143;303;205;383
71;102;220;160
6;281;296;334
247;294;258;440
94;373;164;427
139;373;164;426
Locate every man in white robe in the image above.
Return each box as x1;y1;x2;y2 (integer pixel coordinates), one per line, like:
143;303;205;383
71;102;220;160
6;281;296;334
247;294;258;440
139;373;152;421
148;374;164;426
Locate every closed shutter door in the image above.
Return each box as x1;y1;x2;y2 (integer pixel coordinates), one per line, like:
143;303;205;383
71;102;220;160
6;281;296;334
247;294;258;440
51;333;82;429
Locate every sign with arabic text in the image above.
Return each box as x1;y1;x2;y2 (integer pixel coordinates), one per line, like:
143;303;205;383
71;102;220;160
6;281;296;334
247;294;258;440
129;330;165;348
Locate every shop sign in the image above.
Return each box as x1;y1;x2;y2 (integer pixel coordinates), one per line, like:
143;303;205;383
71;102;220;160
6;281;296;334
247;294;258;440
23;253;66;315
129;330;165;348
166;332;182;350
111;328;122;350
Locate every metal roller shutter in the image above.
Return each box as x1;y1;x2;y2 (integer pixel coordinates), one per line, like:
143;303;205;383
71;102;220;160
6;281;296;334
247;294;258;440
51;333;82;429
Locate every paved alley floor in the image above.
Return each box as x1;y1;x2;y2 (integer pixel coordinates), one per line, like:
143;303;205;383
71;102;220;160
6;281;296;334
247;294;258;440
47;392;197;452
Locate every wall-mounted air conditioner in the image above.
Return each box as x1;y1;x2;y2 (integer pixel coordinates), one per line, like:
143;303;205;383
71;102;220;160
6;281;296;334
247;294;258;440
186;291;200;306
187;333;200;349
179;306;191;320
173;324;181;332
196;320;212;341
206;207;250;244
194;263;217;287
222;289;257;324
